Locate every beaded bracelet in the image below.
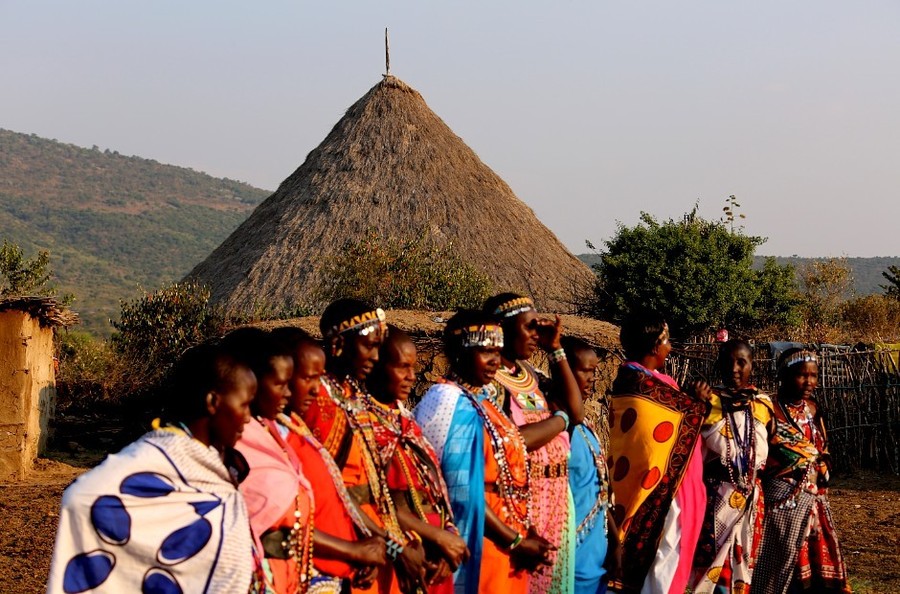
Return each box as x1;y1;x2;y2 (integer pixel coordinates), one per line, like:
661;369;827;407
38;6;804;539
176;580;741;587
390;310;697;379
548;348;567;363
405;530;422;544
386;537;405;560
506;532;524;550
553;410;570;431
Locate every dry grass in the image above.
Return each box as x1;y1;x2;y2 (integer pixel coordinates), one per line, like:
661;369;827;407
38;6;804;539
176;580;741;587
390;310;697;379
188;76;595;315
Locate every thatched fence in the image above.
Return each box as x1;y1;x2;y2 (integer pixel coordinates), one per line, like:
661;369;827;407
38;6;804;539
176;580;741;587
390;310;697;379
666;343;900;475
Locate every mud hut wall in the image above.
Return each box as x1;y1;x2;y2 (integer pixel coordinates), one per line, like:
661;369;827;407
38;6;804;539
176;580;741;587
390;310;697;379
0;311;55;481
667;343;900;475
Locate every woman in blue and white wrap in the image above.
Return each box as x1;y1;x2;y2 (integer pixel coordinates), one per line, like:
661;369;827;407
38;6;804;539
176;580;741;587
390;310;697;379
47;342;259;594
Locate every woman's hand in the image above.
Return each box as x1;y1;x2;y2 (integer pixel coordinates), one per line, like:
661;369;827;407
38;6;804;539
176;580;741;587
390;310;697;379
395;538;427;593
536;315;564;351
425;557;452;586
351;565;379;590
510;528;556;572
688;380;712;401
351;535;387;566
435;529;469;570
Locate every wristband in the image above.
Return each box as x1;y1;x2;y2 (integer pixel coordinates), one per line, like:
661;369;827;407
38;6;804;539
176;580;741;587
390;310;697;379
506;532;524;550
553;410;570;431
386;537;405;560
548;348;567;363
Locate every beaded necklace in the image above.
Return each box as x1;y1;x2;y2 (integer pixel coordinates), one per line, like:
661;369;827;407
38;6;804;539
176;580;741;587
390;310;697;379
364;398;453;528
447;375;532;528
324;375;406;543
574;423;609;544
258;418;315;593
279;412;372;536
722;399;757;495
769;398;820;509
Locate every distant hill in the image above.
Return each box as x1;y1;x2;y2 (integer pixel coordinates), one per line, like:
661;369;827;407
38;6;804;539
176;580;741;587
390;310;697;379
0;129;269;333
578;253;900;296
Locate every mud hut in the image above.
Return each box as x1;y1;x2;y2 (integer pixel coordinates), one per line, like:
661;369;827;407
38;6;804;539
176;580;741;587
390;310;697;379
0;297;77;481
188;75;596;314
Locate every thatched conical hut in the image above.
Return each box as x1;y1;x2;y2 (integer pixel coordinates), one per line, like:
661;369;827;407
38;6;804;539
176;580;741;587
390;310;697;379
188;75;596;313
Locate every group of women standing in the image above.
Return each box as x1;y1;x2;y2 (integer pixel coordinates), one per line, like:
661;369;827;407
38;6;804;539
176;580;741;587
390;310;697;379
47;294;850;594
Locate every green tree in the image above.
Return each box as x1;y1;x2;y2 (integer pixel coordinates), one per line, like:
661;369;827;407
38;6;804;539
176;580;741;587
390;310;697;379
586;209;799;337
882;265;900;299
0;239;52;296
317;231;494;311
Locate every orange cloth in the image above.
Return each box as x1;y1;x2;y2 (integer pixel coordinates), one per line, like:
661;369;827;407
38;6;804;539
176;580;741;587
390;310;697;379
479;398;529;594
286;430;357;579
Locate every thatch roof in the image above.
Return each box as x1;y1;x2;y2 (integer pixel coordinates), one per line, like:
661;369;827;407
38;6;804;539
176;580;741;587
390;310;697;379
0;296;79;328
188;75;596;314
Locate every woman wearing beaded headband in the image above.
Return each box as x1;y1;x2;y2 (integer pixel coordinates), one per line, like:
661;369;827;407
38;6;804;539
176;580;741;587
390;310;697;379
302;299;427;594
224;327;321;593
691;340;775;594
606;311;710;594
561;336;619;594
271;327;388;593
482;292;583;594
415;310;556;594
367;326;469;594
753;348;850;594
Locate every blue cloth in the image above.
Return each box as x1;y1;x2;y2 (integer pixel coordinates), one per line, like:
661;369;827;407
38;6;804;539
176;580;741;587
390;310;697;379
415;383;486;594
569;424;608;594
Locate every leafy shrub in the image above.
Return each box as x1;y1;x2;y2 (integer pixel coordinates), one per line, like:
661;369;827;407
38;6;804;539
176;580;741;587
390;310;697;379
317;231;494;310
839;294;900;343
55;330;125;410
585;209;799;337
111;280;226;393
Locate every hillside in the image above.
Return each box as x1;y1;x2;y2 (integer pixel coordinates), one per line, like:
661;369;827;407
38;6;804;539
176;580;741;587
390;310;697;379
578;253;900;296
0;129;269;333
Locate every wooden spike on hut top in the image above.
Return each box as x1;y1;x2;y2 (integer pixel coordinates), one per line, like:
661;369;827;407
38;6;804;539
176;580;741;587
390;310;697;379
187;74;596;315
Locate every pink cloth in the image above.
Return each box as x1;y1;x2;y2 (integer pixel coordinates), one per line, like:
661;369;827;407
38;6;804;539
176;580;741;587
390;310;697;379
235;419;306;551
669;440;705;594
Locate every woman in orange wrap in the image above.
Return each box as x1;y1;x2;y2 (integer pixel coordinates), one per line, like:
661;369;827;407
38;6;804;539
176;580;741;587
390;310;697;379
301;299;427;594
415;310;556;594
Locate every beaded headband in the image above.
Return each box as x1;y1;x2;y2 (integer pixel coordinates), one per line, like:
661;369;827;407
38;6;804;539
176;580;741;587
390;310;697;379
492;296;535;319
330;308;387;337
451;324;504;349
781;350;818;371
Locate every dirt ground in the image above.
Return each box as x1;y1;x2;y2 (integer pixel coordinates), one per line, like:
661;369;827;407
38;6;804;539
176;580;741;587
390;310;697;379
2;443;899;593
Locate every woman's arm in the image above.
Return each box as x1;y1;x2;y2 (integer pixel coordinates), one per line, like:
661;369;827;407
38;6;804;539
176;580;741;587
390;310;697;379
312;530;386;566
517;415;567;451
537;316;584;424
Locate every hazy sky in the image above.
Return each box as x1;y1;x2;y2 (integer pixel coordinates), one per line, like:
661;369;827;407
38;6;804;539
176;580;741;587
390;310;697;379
3;1;898;257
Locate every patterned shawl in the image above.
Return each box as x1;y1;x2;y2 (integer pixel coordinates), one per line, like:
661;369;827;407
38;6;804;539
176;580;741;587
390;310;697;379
607;363;709;593
47;429;254;594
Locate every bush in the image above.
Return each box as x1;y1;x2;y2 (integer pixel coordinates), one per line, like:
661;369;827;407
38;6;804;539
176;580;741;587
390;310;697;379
55;330;124;411
317;231;494;311
111;280;226;394
585;209;799;337
839;294;900;343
